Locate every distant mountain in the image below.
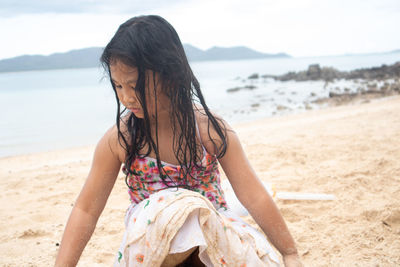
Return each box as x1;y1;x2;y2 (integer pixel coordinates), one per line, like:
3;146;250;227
0;47;104;73
0;45;290;73
183;44;205;61
184;45;290;61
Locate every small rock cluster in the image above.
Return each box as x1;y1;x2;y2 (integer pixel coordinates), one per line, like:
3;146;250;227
228;62;400;107
269;62;400;82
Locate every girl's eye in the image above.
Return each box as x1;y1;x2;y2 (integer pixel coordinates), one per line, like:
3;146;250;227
115;85;122;89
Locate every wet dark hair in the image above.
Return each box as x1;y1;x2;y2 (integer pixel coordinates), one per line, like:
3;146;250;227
101;15;227;190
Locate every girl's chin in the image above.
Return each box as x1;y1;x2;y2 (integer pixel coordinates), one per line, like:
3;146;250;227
131;112;144;118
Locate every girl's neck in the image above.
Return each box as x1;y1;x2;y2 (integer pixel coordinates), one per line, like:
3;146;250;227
149;110;172;130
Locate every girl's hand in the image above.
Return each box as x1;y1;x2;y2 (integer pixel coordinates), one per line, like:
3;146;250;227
283;253;303;267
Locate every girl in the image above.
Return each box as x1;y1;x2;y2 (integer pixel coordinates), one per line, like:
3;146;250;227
55;15;302;267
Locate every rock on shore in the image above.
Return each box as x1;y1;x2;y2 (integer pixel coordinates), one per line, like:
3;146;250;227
238;62;400;106
269;62;400;82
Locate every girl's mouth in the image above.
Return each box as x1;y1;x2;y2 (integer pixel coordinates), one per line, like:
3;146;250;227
128;107;141;113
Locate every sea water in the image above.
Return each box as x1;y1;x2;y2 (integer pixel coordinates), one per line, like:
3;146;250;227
0;52;399;157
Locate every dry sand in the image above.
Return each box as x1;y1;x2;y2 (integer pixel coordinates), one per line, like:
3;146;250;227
1;96;400;266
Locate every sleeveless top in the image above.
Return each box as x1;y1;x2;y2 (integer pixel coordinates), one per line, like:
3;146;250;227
121;123;228;211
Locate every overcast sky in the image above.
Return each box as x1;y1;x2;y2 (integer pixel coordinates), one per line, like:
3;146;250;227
0;0;399;60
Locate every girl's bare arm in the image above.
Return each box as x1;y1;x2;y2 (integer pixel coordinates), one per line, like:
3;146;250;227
215;124;301;264
55;127;122;266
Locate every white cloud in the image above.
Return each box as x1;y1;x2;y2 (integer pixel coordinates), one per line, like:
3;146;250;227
0;0;186;16
0;0;399;59
0;14;132;58
154;0;400;56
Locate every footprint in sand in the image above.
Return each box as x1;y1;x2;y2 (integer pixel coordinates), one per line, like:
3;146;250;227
279;207;303;222
362;208;400;232
18;229;50;239
382;209;400;231
361;209;381;221
99;252;115;263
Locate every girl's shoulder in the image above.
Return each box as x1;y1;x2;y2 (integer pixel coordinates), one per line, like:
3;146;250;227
102;117;131;164
194;107;231;156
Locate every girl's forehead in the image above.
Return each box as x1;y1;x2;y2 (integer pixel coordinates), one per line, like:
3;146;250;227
110;61;138;81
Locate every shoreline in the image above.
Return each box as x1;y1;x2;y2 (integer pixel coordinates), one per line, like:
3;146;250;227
1;94;398;160
1;95;400;266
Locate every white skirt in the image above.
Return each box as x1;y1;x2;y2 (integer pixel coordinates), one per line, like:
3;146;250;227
114;188;280;267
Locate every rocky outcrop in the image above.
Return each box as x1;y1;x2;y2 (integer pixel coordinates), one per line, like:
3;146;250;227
270;65;344;82
226;61;400;113
261;62;400;105
248;73;259;79
346;62;400;80
268;62;400;82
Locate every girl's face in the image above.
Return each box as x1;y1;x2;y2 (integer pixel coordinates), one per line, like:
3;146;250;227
110;60;170;120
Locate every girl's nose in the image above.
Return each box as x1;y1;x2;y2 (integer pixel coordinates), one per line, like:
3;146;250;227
122;88;137;103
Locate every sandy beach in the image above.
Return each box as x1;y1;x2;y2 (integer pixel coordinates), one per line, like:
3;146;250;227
1;96;399;266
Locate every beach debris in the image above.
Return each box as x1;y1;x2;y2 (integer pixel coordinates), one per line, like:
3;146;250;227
301;249;310;256
221;179;336;216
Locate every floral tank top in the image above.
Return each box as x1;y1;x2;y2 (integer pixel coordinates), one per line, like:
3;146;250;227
121;142;228;211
